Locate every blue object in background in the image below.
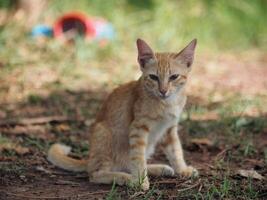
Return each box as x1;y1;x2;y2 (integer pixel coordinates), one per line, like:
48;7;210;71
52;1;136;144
94;21;115;41
31;25;53;37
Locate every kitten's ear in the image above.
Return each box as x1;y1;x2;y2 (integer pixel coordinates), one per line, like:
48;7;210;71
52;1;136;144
136;38;155;68
175;39;197;68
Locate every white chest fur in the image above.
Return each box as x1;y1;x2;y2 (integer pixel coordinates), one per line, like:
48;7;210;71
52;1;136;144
145;104;183;158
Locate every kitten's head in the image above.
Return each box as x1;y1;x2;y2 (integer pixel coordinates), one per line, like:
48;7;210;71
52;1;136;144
136;38;197;100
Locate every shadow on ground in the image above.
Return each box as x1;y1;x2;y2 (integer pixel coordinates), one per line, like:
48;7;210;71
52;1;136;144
0;88;266;199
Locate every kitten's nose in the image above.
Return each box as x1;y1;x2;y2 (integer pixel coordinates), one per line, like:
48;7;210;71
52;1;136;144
159;89;167;97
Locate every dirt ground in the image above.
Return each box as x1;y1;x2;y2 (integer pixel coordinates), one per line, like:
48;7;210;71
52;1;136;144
0;54;267;199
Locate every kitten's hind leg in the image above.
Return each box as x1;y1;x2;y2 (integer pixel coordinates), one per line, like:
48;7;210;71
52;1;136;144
90;171;133;186
147;164;174;177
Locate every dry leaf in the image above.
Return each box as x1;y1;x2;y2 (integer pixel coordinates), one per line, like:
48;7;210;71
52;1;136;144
1;125;46;135
236;169;264;180
191;138;213;146
35;166;52;174
55;124;71;132
0;143;29;155
190;112;219;120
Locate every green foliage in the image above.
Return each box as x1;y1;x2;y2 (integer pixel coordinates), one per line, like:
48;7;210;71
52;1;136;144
0;134;10;144
71;141;89;157
28;94;43;105
0;161;26;176
143;186;162;200
23;136;50;151
0;134;17;157
46;0;267;51
0;0;16;9
106;181;120;200
193;177;261;200
206;177;232;199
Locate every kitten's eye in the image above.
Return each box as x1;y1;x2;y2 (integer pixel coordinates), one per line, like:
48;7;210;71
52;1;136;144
169;74;180;81
149;74;159;81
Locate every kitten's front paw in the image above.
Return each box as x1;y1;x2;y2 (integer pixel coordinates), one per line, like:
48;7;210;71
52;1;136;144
140;178;150;191
130;178;150;191
177;166;199;178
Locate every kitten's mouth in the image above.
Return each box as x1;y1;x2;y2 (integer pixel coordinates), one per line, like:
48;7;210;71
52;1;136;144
159;94;170;99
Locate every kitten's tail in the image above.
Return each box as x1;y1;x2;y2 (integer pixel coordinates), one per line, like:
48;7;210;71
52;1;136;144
47;143;87;172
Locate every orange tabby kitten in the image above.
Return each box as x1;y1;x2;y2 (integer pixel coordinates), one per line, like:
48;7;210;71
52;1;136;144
48;38;198;190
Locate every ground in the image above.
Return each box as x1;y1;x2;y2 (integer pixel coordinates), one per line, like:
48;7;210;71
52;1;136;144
1;1;267;199
0;50;266;200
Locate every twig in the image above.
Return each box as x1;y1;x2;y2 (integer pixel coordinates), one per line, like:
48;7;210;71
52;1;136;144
198;183;203;192
75;190;111;197
35;166;52;174
129;191;145;199
152;179;178;184
0;116;74;127
55;180;80;186
215;148;230;159
1;190;110;199
176;181;200;193
1;191;65;199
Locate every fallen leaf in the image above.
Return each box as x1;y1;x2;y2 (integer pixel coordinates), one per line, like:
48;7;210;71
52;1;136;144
0;125;55;140
0;143;29;155
191;138;213;146
55;124;71;132
190;112;219;120
236;169;264;180
1;125;46;135
35;166;52;174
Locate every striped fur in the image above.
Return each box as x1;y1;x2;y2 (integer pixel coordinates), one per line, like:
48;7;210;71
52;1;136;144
47;38;198;190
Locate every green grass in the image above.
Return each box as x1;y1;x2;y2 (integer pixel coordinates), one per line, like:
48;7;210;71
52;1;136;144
0;161;26;176
45;0;267;51
192;177;261;200
1;0;267;69
0;134;16;157
206;177;231;199
0;1;266;199
106;181;120;200
1;0;267;104
0;134;10;144
23;136;50;152
105;182;163;200
142;186;162;200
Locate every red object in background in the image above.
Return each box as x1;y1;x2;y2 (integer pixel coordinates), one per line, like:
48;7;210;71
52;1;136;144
53;12;95;39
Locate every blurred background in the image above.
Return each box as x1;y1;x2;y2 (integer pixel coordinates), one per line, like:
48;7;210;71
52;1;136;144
0;1;267;199
0;0;267;103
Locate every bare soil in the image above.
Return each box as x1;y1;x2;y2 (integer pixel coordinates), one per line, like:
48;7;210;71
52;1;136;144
0;54;267;199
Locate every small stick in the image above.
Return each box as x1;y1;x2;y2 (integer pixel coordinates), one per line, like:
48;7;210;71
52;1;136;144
129;191;145;199
176;181;200;193
0;116;73;127
54;180;80;186
2;190;110;199
152;179;178;184
215;148;229;159
75;190;111;197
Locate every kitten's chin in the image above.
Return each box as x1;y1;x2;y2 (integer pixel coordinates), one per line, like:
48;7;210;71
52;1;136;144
158;94;170;100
